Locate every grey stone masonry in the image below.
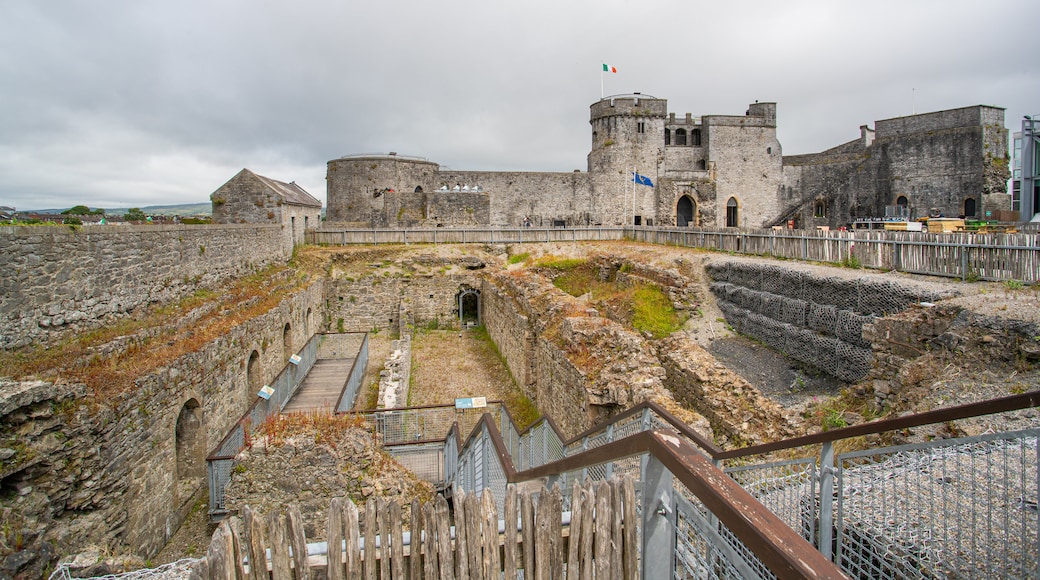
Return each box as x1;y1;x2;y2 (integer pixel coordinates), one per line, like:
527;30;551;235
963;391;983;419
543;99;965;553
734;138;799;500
0;224;290;349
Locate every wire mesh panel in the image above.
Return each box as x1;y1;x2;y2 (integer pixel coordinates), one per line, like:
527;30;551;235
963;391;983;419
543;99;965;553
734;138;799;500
385;442;444;485
836;429;1040;579
725;458;817;543
673;492;777;580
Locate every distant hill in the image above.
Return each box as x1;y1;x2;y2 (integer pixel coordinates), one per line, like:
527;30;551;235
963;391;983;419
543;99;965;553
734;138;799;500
28;202;212;216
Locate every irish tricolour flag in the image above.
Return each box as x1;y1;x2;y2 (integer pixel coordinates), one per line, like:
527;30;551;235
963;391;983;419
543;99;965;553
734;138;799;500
602;64;617;73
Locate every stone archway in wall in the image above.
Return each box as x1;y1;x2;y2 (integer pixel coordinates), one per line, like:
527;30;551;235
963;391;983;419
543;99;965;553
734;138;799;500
247;350;261;398
676;195;696;226
963;197;977;218
175;398;204;504
282;323;293;361
457;288;481;328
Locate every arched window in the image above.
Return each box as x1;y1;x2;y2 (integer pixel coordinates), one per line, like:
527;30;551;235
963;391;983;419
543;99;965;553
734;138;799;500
691;129;702;146
677;195;697;227
593;130;598;143
726;197;740;227
675;128;687;146
282;323;292;361
414;186;424;193
896;195;909;208
305;307;313;337
665;129;671;146
963;197;977;217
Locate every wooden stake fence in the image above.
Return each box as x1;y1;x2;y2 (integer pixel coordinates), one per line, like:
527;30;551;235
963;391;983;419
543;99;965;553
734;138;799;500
192;476;637;579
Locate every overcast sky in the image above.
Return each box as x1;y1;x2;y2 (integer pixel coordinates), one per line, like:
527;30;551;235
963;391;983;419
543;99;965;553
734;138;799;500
2;0;1037;211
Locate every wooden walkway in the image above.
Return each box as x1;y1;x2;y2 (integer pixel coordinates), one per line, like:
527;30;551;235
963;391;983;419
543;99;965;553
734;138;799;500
281;358;355;413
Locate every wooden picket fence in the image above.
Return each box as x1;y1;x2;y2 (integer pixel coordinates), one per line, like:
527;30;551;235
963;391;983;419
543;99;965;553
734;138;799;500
193;476;638;579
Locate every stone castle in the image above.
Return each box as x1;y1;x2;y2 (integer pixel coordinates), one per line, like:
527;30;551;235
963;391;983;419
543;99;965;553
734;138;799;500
325;95;1010;230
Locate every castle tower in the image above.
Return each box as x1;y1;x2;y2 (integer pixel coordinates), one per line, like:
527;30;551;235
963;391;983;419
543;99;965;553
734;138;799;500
326;153;440;226
587;94;667;225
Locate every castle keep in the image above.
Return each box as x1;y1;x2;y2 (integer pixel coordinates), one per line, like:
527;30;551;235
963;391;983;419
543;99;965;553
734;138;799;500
326;95;1008;230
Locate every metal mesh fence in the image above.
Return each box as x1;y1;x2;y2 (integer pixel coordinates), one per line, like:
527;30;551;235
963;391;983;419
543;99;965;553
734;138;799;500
725;458;817;543
385;441;444;485
673;485;777;580
836;429;1040;579
357;403;502;446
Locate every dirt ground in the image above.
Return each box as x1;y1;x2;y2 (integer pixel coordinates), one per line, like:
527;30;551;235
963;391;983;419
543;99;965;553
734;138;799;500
408;329;514;406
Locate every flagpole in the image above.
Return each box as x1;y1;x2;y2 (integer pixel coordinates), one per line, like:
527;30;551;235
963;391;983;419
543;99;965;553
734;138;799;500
601;68;604;100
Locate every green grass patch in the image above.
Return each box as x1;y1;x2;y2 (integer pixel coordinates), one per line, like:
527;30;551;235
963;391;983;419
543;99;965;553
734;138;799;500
631;284;686;338
507;252;530;265
536;257;586;270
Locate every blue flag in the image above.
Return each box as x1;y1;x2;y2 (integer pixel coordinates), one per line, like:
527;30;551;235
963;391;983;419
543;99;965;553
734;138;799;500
632;172;654;187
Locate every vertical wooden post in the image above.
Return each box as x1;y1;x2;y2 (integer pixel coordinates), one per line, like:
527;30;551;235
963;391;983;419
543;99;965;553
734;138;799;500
534;486;551;580
548;485;563;580
243;506;268;580
610;478;624;580
390;500;405;579
435;495;454;580
465;492;483;580
593;481;612;579
379;498;391;580
267;511;292;580
286;505;310;580
453;491;468;580
410;498;424;579
345;499;360;579
423;502;437;580
579;485;594;580
622;476;638;580
566;482;584;579
206;519;239;580
521;489;536;578
326;499;345;580
364;500;377;580
503;485;518;579
480;489;500;579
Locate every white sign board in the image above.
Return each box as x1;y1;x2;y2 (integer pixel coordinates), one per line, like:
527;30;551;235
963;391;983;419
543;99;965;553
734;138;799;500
455;396;487;409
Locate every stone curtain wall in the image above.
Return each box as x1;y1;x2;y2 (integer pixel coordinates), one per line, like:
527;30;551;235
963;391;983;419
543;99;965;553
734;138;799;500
707;261;950;382
0;224;290;349
0;283;323;562
324;273;483;333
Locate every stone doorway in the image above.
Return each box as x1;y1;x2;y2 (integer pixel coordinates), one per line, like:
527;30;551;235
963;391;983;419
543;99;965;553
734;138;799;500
677;195;696;226
457;288;481;328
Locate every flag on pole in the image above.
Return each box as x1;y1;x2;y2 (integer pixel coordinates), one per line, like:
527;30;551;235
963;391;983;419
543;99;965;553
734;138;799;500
602;63;617;73
632;172;654;187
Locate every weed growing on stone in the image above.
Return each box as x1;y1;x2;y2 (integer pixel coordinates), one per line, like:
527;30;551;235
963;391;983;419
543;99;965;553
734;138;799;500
0;261;313;403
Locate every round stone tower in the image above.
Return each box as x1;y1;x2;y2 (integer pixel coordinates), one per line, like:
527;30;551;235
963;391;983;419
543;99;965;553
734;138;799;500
326;153;440;226
587;94;667;225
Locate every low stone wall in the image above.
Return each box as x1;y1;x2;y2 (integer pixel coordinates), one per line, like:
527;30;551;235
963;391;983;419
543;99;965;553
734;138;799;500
658;334;794;446
0;283;323;572
0;224;290;349
707;261;950;382
866;304;1040;409
325;273;482;334
481;270;702;438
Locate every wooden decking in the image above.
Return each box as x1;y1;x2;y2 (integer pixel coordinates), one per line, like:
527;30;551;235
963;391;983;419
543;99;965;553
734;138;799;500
281;358;355;413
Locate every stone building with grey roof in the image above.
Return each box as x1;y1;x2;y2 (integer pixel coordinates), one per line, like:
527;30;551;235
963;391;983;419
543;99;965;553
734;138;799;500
211;168;322;247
